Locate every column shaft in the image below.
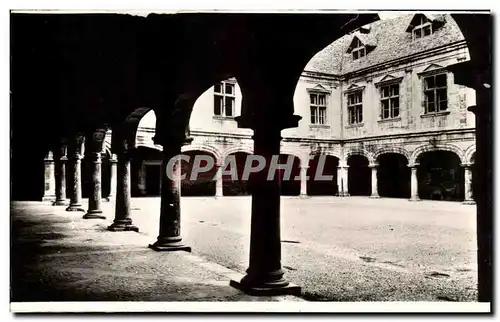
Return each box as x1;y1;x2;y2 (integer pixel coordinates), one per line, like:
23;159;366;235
108;150;138;231
149;147;190;252
299;166;308;197
42;151;56;201
66;154;85;212
53;156;67;205
409;165;420;201
106;154;117;201
84;152;105;219
215;163;224;197
370;165;380;198
138;161;147;196
463;165;475;204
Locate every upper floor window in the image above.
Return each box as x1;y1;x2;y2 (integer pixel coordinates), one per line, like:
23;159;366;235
310;93;327;125
351;38;366;60
413;15;433;40
214;81;235;117
380;84;400;119
347;91;363;124
423;73;447;114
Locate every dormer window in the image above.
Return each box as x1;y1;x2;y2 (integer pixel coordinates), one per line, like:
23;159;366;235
408;14;442;40
351;38;366;60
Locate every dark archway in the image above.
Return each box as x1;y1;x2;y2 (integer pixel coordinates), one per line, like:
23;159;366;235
377;153;410;198
131;146;163;197
307;155;339;196
348;155;370;196
417;150;464;201
277;154;301;196
223;152;251;196
181;150;217;196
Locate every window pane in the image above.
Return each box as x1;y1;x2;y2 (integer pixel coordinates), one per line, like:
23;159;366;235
423;25;432;36
214;96;222;115
310;94;316;104
360;48;365;57
436;74;447;87
393;107;400;118
390;84;399;96
214;83;222;93
425;76;435;89
310;106;317;124
437;88;447;101
357;106;363;123
382;86;389;98
357;92;362;103
439;100;448;111
319;107;326;124
427;101;435;113
414;28;422;39
225;83;234;95
318;94;326;106
353;51;358;60
225;97;234;116
349;107;355;124
391;97;399;108
347;94;353;105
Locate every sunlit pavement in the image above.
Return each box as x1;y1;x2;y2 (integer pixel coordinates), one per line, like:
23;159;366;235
118;196;477;301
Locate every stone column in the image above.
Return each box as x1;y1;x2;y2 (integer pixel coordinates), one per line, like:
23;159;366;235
336;161;350;197
299;165;308;198
53;145;68;206
369;163;380;199
66;134;85;212
106;154;117;201
149;143;191;252
409;163;421;201
83;129;107;219
108;147;139;232
462;163;475;205
42;151;56;201
215;160;224;198
230;117;301;296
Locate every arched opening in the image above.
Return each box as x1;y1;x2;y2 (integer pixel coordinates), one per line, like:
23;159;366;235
131;146;163;197
417;150;464;201
181;150;217;196
348;154;370;196
377;153;410;198
223;152;251;196
277;154;301;196
307;155;339;196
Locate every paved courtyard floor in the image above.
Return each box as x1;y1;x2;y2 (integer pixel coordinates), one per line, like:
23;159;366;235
11;196;477;303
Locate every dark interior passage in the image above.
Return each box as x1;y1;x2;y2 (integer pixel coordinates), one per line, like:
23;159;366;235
222;152;251;196
417;150;464;201
181;151;217;196
276;154;301;196
377;153;410;198
307;155;339;195
348;155;371;196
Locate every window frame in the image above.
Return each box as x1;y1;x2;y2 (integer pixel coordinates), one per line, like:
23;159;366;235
213;80;236;118
412;16;433;40
309;92;328;125
346;90;364;125
351;38;366;61
379;83;401;120
422;72;448;115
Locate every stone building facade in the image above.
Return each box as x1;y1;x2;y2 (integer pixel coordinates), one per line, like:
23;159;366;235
93;13;476;203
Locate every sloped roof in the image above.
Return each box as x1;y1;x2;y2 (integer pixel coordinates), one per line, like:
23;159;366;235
305;14;465;76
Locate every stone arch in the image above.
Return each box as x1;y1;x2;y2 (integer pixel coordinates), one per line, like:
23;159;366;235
409;144;465;166
345;148;375;165
280;148;308;168
373;146;410;163
222;146;254;159
182;144;223;163
464;144;476;164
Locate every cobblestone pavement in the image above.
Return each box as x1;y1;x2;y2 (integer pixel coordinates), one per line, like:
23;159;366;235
11;196;477;302
124;196;478;301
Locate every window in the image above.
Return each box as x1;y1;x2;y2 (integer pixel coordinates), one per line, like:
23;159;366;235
347;91;363;124
423;73;447;114
214;81;235;117
413;15;433;40
310;93;327;125
380;84;400;119
351;38;366;60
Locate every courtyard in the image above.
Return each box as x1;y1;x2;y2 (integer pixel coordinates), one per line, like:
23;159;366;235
11;196;477;302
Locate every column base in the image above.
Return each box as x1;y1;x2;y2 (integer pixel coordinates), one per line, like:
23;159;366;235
52;199;68;206
148;241;191;252
42;196;56;202
66;204;85;212
409;197;421;202
369;194;380;199
336;192;350;197
83;211;106;219
462;200;476;205
107;223;139;232
298;194;310;199
229;278;301;296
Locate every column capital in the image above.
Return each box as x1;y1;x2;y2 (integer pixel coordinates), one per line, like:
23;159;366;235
44;151;54;162
461;162;473;168
408;163;420;168
110;153;118;163
368;162;379;168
